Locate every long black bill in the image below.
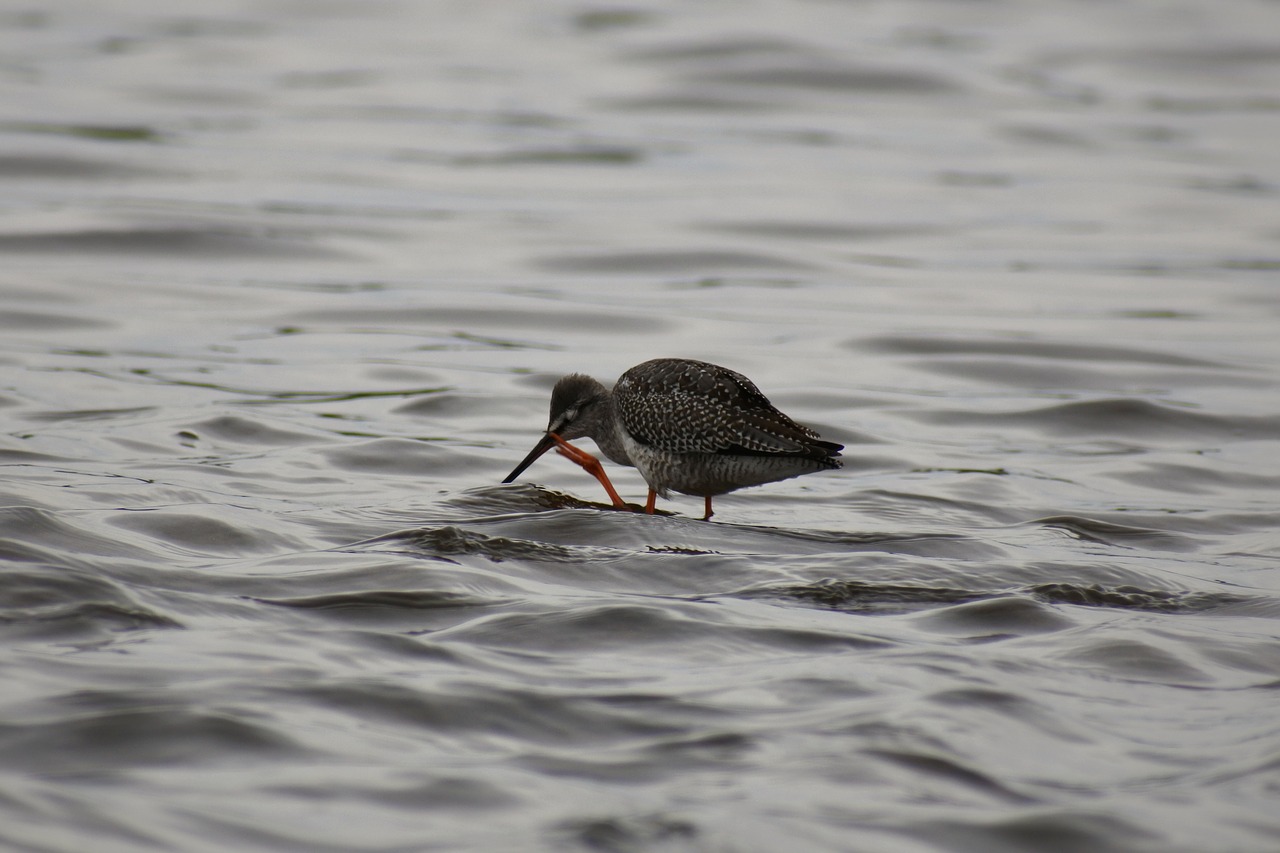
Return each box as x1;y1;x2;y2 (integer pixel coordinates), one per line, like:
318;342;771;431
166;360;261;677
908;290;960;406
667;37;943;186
502;432;557;483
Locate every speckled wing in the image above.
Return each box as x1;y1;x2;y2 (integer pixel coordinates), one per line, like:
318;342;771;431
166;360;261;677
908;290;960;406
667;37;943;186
614;358;841;462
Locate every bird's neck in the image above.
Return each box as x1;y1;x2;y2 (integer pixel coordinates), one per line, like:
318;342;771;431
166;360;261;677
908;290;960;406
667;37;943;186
590;392;634;467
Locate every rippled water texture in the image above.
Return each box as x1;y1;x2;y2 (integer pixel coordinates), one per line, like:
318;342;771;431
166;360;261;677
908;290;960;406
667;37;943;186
2;2;1279;851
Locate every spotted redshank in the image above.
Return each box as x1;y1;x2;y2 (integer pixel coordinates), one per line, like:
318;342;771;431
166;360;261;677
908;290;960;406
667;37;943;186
502;358;842;519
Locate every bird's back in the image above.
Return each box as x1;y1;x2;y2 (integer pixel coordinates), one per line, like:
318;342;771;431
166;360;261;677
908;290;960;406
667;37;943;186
614;358;842;465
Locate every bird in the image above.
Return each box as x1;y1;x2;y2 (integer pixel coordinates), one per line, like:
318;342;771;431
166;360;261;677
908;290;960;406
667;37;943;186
502;358;842;520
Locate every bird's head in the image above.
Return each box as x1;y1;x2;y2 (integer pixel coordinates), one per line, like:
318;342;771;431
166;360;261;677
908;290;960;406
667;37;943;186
546;374;610;441
501;373;610;484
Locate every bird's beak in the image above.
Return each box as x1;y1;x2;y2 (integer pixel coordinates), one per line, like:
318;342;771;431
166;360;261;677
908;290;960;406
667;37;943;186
501;432;558;483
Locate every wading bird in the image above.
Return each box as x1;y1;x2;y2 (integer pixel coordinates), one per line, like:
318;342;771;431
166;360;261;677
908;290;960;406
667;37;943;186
502;358;842;520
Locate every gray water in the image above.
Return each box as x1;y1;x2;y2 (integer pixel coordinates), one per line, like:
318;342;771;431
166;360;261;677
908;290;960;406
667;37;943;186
2;2;1279;851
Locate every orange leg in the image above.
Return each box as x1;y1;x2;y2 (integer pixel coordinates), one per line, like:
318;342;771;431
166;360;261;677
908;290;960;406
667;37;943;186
703;496;714;521
549;434;627;508
644;489;657;515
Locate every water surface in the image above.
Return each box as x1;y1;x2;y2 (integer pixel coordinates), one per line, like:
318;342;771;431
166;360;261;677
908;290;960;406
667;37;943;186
2;2;1278;851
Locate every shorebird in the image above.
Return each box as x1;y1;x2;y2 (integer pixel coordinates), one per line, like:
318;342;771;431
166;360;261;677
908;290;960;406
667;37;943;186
502;358;842;519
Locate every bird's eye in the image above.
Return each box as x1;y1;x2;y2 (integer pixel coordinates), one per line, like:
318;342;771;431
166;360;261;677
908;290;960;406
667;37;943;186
564;407;579;422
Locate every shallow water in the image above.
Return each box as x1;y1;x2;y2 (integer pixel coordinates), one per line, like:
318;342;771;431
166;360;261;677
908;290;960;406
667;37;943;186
2;2;1279;851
